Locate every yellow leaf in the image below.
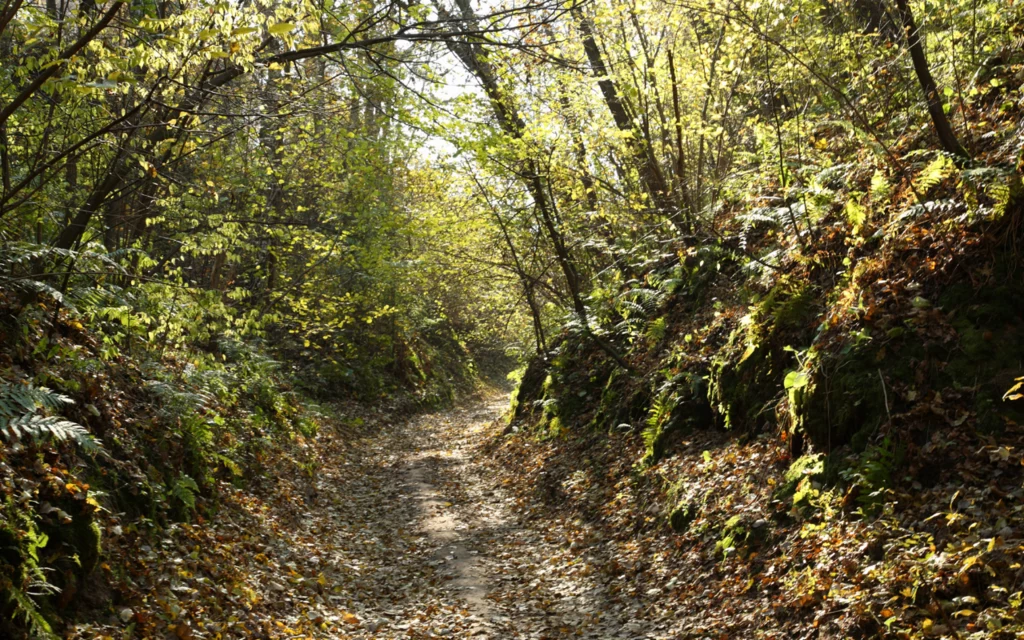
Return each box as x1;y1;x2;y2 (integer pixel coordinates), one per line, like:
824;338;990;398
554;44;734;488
268;22;296;36
960;555;982;573
738;343;757;364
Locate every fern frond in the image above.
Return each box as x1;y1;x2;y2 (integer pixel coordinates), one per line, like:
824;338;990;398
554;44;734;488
642;392;678;450
144;379;213;413
3;415;103;454
170;475;200;510
0;384;102;453
3;581;57;640
914;154;957;193
0;384;73;420
813;163;855;190
69;283;133;311
737;206;785;230
0;277;65;305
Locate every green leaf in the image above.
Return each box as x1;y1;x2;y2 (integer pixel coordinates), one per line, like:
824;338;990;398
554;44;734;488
268;22;296;36
870;169;890;202
844;198;866;228
784;370;809;390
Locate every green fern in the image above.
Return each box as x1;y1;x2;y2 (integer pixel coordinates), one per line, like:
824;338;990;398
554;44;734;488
0;241;143;310
213;452;243;477
960;166;1019;219
0;241;130;273
0;384;103;453
737;206;785;230
4;415;102;454
0;277;65;304
646;317;668;344
0;384;73;417
914;154;956;193
870;169;891;202
144;379;213;413
642;392;677;453
170;475;200;510
3;581;57;640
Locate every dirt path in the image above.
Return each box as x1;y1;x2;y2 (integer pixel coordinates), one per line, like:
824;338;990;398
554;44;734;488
78;394;669;639
314;395;664;639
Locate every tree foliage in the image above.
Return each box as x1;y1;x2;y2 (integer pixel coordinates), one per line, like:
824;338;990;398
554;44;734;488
1;0;1023;633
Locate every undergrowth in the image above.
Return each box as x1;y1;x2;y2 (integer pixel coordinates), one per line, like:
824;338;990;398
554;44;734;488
0;259;484;635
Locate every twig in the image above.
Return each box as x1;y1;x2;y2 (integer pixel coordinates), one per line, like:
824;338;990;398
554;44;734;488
878;369;891;424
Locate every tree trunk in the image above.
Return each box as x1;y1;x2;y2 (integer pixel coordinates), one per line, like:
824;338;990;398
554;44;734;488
439;0;634;372
892;0;969;158
572;7;683;234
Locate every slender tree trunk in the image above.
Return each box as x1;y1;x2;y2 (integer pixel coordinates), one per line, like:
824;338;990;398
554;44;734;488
667;50;690;215
53;146;132;251
0;0;26;40
0;123;10;196
438;1;586;313
892;0;969;158
571;7;683;234
440;0;634;373
482;184;548;354
555;86;635;277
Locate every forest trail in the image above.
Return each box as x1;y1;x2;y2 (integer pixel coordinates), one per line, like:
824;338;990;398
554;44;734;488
293;394;664;639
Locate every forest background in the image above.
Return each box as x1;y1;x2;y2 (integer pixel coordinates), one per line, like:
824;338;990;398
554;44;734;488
1;0;1023;636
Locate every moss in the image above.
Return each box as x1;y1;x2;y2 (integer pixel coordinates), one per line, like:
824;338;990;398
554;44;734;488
74;519;102;576
41;511;103;578
794;278;1024;450
669;501;697;533
708;280;818;432
508;356;550;426
588;369;622;431
774;454;825;502
715;514;767;558
708;320;771;430
792;347;891;450
934;263;1024;430
771;286;816;327
794;285;1024;446
944;299;1024;432
525;338;613;436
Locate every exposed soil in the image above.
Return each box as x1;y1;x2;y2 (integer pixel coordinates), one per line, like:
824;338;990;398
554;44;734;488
68;394;671;639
